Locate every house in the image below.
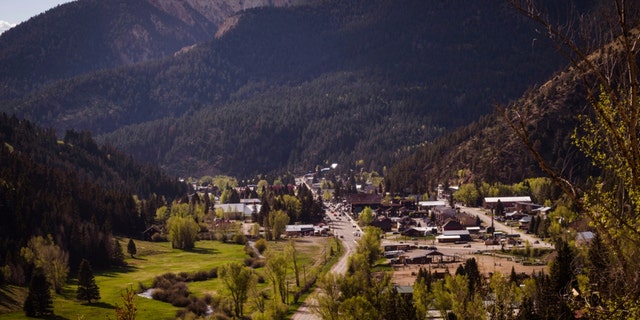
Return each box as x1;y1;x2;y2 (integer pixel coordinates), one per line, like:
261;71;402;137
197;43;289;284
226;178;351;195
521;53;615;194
432;206;457;225
402;227;429;237
442;219;464;231
518;215;532;229
142;225;162;240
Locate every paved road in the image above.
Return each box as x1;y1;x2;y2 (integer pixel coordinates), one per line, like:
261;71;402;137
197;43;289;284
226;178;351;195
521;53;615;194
291;207;359;320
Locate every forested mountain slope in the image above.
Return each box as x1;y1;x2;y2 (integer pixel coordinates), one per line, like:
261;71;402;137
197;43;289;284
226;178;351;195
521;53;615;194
385;65;597;195
0;0;295;101
0;114;187;274
1;0;598;177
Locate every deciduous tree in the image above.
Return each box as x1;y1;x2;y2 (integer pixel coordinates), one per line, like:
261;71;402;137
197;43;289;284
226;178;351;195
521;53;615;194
20;235;69;294
268;210;289;241
220;262;256;318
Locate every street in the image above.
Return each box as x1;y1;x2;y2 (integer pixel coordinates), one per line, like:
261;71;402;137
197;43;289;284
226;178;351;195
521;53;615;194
291;204;359;320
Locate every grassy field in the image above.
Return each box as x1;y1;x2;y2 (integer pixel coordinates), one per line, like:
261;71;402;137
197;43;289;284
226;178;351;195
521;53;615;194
0;237;335;320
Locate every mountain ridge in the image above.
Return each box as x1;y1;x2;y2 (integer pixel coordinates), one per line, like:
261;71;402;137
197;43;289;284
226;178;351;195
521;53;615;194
0;0;594;178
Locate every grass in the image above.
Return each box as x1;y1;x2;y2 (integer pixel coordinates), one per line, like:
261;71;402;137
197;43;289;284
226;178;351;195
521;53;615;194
0;237;336;320
0;239;248;320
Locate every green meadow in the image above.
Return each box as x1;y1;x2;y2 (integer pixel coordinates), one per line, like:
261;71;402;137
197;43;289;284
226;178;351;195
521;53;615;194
0;237;334;320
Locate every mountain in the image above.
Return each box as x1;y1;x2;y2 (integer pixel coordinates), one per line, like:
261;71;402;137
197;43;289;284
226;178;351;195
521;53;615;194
0;21;14;34
0;0;599;178
0;0;296;101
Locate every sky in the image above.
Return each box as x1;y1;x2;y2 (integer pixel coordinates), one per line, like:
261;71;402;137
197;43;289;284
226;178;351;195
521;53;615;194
0;0;75;33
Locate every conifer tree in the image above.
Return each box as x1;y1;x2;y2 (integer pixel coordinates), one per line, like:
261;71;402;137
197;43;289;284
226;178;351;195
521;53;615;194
24;267;53;317
112;239;126;266
76;258;100;303
127;239;137;258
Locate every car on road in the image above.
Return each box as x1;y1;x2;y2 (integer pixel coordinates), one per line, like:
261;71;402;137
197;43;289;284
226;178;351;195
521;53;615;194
463;244;472;248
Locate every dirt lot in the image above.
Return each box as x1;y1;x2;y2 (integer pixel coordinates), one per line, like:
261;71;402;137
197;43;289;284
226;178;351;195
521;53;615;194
391;250;549;286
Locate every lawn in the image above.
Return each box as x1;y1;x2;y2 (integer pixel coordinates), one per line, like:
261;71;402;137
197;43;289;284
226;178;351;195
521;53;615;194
0;236;336;320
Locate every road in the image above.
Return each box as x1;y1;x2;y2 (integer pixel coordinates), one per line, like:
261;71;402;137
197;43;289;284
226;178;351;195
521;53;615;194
291;205;359;320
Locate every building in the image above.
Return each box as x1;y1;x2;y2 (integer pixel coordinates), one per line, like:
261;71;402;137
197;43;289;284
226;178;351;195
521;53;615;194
215;203;255;220
483;196;532;211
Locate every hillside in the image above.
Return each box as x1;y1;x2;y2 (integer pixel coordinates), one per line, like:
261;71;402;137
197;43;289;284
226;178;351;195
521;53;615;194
385;65;597;195
0;0;295;101
0;0;601;178
0;114;188;274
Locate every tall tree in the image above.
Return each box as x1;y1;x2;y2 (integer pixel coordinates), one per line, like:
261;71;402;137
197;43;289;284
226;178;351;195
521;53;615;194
76;258;100;303
20;235;69;294
358;206;374;227
127;239;137;258
356;226;382;267
264;250;289;304
268;210;289;241
167;215;199;249
23;267;53;317
312;272;343;320
112;239;126;266
220;262;256;318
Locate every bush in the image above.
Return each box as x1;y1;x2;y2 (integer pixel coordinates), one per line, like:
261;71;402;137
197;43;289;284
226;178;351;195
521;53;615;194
254;238;267;254
234;234;246;244
208;267;218;279
189;270;209;282
251;259;265;269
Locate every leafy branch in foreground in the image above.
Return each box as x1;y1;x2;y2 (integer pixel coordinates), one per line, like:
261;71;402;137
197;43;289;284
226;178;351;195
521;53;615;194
504;0;640;317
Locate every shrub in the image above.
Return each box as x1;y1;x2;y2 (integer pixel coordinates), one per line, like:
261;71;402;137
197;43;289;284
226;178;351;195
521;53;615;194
211;269;218;278
189;270;209;282
234;234;246;244
254;238;267;254
251;259;265;269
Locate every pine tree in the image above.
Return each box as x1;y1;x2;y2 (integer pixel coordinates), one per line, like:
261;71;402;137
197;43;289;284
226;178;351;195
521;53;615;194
112;239;126;266
77;258;100;303
24;267;53;317
127;239;137;258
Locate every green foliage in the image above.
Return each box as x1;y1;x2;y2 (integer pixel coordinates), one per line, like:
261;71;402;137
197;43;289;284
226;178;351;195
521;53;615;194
219;262;256;318
167;215;199;250
356;226;382;267
254;239;267;254
20;235;69;294
358;206;374;227
76;258;100;303
267;210;289;241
